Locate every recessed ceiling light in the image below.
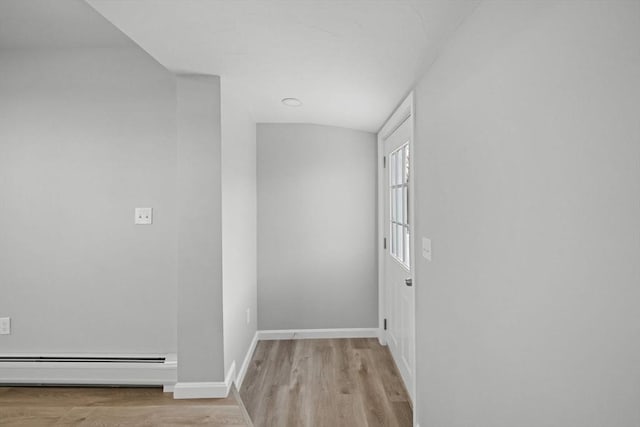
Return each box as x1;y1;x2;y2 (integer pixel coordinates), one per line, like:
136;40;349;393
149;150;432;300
281;97;302;107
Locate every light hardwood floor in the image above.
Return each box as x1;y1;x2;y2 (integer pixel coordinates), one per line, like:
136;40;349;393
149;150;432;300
0;385;252;426
240;338;412;427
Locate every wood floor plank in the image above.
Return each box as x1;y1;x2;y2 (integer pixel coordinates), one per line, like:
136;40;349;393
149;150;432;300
309;340;338;427
336;393;367;427
264;386;290;427
369;340;411;403
0;386;251;426
392;401;413;427
272;340;295;386
337;338;359;396
350;338;372;349
0;407;68;426
0;386;237;407
352;348;397;427
54;405;247;426
240;338;412;427
241;340;280;418
285;340;312;427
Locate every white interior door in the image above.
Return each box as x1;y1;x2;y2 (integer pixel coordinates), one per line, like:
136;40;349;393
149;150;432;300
383;116;415;401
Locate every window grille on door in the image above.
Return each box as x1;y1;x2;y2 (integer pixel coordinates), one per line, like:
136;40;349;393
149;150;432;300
389;143;410;268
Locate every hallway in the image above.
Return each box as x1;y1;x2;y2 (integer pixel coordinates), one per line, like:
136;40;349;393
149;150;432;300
240;338;412;427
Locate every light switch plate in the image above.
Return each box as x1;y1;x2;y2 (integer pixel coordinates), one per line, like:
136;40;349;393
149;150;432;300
135;208;153;225
422;237;432;261
0;317;11;335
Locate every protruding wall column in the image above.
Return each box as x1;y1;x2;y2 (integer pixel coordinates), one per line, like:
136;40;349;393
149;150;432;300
174;75;225;398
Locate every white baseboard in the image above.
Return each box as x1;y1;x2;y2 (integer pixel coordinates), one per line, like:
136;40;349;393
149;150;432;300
378;330;388;346
235;332;259;390
256;328;379;341
172;381;229;399
173;361;235;399
0;353;177;386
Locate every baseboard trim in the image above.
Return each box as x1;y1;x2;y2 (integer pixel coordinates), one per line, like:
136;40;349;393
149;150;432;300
173;361;235;399
0;353;177;386
257;328;379;341
235;332;259;390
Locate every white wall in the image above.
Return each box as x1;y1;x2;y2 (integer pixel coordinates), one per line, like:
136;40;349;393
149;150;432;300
0;11;248;386
176;75;225;382
221;84;257;377
0;47;177;355
257;123;377;330
412;1;640;426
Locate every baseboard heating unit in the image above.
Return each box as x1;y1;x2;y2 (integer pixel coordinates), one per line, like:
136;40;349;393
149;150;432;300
0;354;177;386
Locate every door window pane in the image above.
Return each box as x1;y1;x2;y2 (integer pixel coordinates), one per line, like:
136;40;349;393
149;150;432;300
396;187;403;224
404;226;411;267
388;142;411;268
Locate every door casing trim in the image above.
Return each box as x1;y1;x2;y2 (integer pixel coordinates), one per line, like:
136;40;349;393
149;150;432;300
376;92;416;406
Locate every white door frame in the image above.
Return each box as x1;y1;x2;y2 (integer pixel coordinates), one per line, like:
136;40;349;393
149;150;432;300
377;92;416;403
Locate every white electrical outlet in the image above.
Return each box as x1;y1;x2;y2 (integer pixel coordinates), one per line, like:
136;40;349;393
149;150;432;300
0;317;11;335
246;308;251;325
135;207;153;225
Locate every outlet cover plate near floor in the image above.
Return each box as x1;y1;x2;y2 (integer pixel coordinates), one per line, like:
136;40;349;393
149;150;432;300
0;317;11;335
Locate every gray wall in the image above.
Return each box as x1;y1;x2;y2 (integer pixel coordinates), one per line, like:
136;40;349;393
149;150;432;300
221;85;257;377
0;47;177;354
257;123;377;330
413;1;640;426
176;75;225;382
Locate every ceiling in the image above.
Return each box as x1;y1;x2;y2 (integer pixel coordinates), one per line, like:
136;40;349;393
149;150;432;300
0;0;131;49
1;0;477;132
87;0;478;132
